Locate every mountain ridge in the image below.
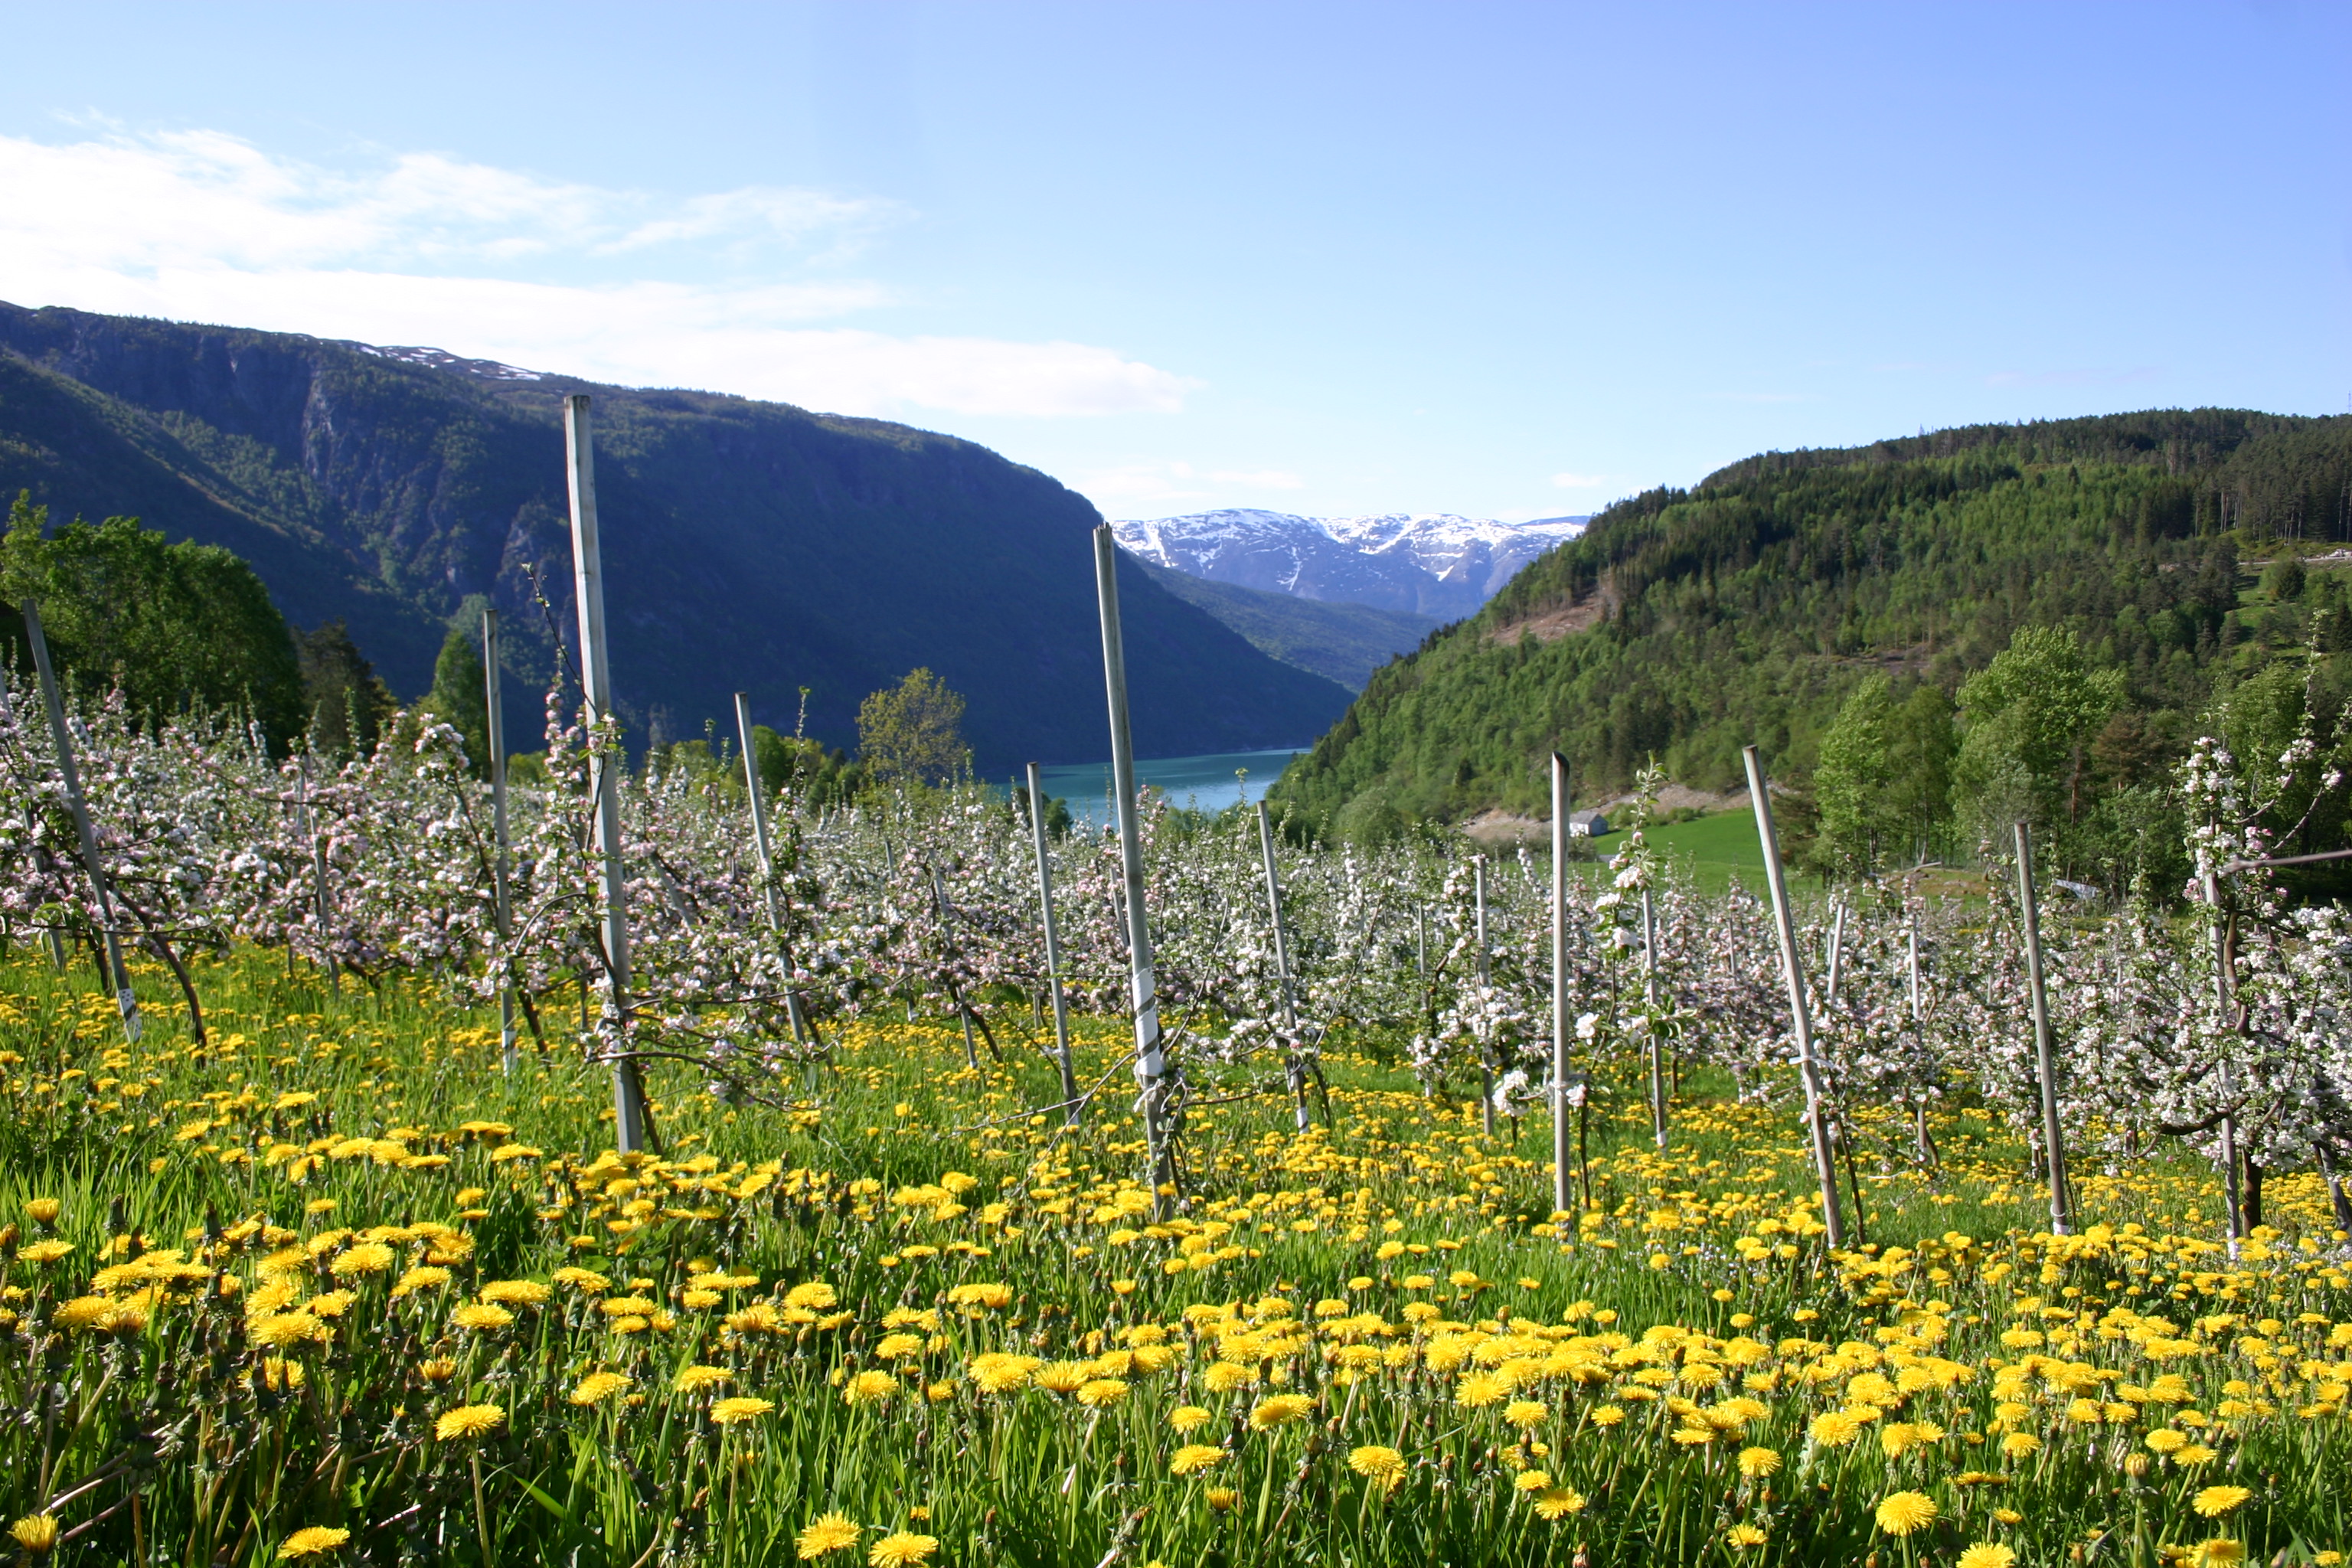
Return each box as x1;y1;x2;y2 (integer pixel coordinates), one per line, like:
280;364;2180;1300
0;302;1351;768
1269;407;2352;851
1114;508;1584;619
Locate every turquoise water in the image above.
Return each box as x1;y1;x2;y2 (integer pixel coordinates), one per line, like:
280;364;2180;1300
1018;746;1304;826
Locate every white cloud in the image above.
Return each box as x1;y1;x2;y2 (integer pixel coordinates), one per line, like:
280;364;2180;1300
0;128;1195;418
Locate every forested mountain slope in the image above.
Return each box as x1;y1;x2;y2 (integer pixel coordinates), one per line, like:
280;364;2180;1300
1271;408;2352;851
0;303;1350;767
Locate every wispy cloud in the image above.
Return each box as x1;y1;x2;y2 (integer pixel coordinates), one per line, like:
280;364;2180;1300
1550;471;1626;490
0;127;1195;418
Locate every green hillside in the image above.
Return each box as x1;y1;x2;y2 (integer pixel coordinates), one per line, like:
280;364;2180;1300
1130;554;1439;689
0;303;1350;768
1272;408;2352;886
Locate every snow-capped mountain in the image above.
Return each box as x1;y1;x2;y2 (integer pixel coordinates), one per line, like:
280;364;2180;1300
1112;511;1586;620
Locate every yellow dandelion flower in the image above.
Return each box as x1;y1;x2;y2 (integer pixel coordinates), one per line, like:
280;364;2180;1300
1514;1472;1552;1494
9;1516;60;1555
843;1371;897;1407
1456;1372;1509;1408
479;1280;550;1306
277;1525;352;1559
1077;1378;1129;1408
1169;1404;1212;1433
969;1354;1038;1395
1250;1393;1315;1429
1534;1487;1586;1521
1955;1547;2016;1568
1591;1405;1626;1427
435;1404;505;1441
1204;1487;1239;1511
390;1266;450;1298
866;1531;937;1568
2192;1540;2246;1566
2174;1445;2220;1467
1348;1445;1407;1491
1875;1491;1938;1537
1738;1446;1781;1478
328;1243;394;1279
1171;1443;1226;1475
24;1198;61;1227
451;1303;514;1332
1726;1524;1769;1549
713;1396;776;1425
784;1282;838;1311
795;1513;861;1560
2193;1486;2252;1518
2001;1432;2041;1459
417;1357;459;1383
1504;1400;1549;1429
2146;1429;2188;1455
675;1365;730;1392
1811;1410;1864;1448
16;1241;72;1265
568;1371;631;1406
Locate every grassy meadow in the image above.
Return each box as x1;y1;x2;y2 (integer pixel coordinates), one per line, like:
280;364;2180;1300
2;947;2348;1567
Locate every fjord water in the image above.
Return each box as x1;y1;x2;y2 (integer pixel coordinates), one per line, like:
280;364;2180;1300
1025;746;1304;826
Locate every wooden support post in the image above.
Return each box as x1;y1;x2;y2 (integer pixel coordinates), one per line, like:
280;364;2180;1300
484;609;516;1075
1550;752;1574;1219
2200;866;2245;1258
1744;745;1846;1249
1824;901;1846;1002
22;599;139;1042
1095;524;1176;1217
1644;887;1666;1151
734;692;812;1059
1027;762;1080;1122
2013;822;2071;1235
1255;800;1308;1132
1474;855;1494;1136
1908;910;1935;1163
564;394;650;1154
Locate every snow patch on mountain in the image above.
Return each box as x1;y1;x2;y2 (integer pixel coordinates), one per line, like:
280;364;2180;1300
1112;510;1585;619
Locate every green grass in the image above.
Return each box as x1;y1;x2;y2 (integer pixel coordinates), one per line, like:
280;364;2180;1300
2;946;2346;1567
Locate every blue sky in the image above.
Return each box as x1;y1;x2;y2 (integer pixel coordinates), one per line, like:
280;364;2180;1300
1;2;2344;521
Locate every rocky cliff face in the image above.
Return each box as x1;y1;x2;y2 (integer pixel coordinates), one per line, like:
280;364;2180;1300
0;303;1351;766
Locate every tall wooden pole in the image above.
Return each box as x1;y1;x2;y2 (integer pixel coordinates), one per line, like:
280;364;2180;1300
21;599;139;1042
1550;753;1574;1219
484;609;516;1075
1027;763;1080;1122
0;676;70;971
2200;866;2245;1258
2013;822;2071;1235
1643;887;1666;1150
1095;524;1176;1216
734;693;812;1057
1255;800;1309;1132
296;756;339;995
1474;856;1493;1136
1824;902;1846;1001
1744;745;1846;1248
565;394;650;1154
